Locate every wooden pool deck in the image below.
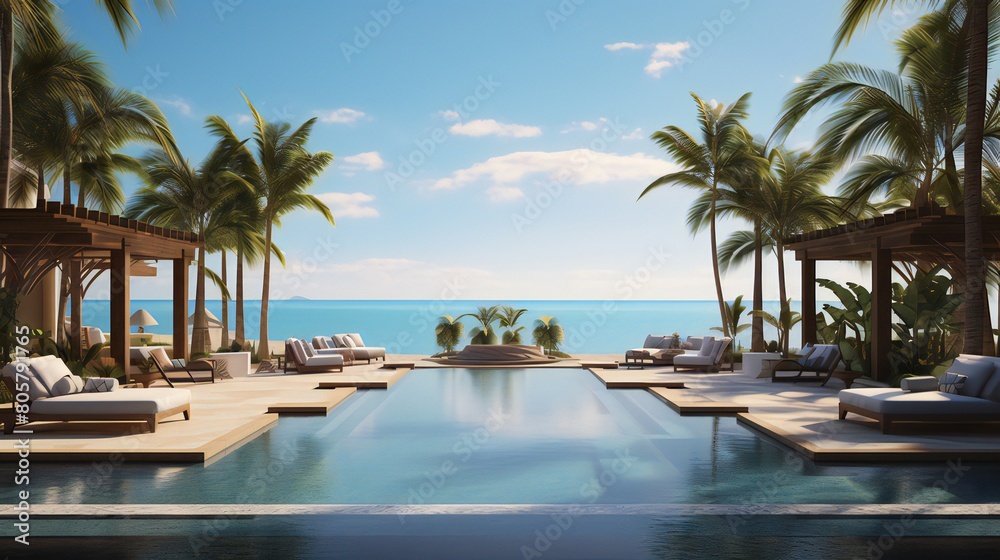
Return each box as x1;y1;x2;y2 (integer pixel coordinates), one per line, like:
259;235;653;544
0;360;416;464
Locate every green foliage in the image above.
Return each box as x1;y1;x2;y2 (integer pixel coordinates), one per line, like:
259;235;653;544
713;296;750;345
816;279;872;374
751;299;801;358
435;316;465;353
458;306;501;345
888;266;962;381
499;306;528;345
0;290;30;365
532;316;565;354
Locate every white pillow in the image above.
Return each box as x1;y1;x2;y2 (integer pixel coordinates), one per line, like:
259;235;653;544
342;336;357;348
2;359;51;400
347;333;365;347
50;374;86;397
698;337;717;357
30;357;75;394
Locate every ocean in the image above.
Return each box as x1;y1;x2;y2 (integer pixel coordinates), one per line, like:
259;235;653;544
80;299;804;355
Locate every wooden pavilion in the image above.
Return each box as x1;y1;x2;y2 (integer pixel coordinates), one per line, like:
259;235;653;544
0;202;202;369
787;205;1000;382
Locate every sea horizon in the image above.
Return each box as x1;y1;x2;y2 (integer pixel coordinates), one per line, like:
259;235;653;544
79;299;815;355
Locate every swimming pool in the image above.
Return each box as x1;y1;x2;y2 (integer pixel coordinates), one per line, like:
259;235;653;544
5;368;1000;558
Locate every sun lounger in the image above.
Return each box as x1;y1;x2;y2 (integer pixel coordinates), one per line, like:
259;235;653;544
2;355;191;433
624;335;684;367
285;339;344;374
673;337;732;372
140;347;216;387
330;333;386;364
770;344;841;384
839;354;1000;433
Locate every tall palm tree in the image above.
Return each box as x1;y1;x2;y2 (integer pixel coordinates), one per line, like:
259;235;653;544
238;94;334;358
639;92;756;338
714;149;845;354
1;0;175;208
125;135;252;356
832;0;995;356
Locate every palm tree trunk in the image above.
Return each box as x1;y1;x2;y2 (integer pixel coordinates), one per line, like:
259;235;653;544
235;247;245;347
259;219;273;360
709;191;730;338
964;0;989;356
35;166;46;208
191;247;210;355
77;182;85;208
0;6;12;209
776;241;789;356
220;250;230;349
751;220;765;352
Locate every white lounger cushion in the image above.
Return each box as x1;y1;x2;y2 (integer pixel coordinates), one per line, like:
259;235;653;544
2;358;52;400
31;388;191;416
304;355;344;367
840;388;1000;416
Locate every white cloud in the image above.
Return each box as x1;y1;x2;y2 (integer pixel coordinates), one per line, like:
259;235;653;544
315;192;379;218
341;151;386;171
448;119;542;138
314;107;367;125
604;42;644;51
562;117;610;134
437;110;461;121
328;257;422;273
235;114;253;125
159;96;192;116
486;185;525;202
607;40;691;78
623;128;645;140
432;150;677;191
793;76;805;84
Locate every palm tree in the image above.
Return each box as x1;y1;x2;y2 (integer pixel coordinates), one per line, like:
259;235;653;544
238;94;334;359
831;0;994;356
435;316;465;353
458;305;501;345
712;295;751;348
639;92;755;338
532;316;565;355
498;305;528;344
1;0;175;208
125;133;252;356
713;148;845;354
752;300;802;356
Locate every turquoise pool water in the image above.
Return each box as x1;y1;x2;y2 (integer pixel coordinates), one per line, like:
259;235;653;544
7;368;1000;506
5;368;1000;558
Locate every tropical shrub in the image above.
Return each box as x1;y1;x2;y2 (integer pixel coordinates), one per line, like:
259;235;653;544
752;299;801;358
435;316;465;353
888;267;962;380
532;316;565;354
713;296;750;347
499;306;528;345
459;306;500;345
816;280;872;374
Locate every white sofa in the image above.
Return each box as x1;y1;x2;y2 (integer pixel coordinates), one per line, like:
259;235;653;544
673;337;732;372
839;354;1000;433
284;339;345;374
625;335;683;366
327;333;387;364
1;355;191;433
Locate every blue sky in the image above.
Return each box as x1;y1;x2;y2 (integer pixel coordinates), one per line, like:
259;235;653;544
61;0;919;300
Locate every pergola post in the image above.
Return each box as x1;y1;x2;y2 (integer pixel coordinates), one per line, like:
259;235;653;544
871;245;893;382
801;256;817;347
173;250;189;362
68;258;83;360
110;243;131;370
